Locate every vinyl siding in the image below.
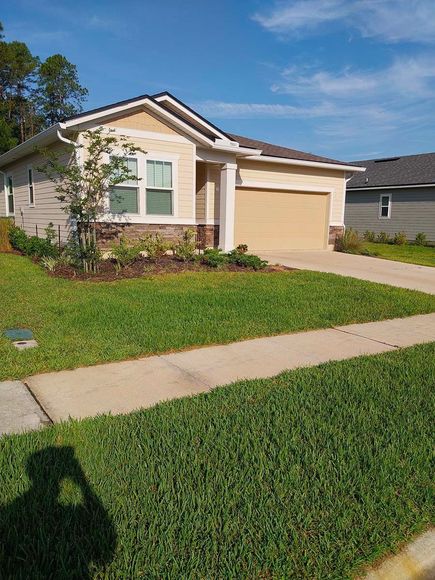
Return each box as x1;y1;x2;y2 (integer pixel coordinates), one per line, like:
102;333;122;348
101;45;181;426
0;174;5;216
0;143;72;242
196;162;207;221
237;160;346;224
104;110;180;136
345;188;435;242
207;165;220;221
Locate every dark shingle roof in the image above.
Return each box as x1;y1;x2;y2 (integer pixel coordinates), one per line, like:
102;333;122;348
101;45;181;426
229;133;353;167
348;152;435;189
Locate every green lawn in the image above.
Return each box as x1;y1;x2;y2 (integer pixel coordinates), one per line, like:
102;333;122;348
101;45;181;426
1;252;435;380
1;344;433;578
363;242;435;267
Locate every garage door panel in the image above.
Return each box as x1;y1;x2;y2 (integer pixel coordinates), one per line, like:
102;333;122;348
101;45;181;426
235;188;329;250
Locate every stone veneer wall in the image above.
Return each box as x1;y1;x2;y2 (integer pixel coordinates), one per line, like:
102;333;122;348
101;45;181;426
96;222;219;249
328;225;344;246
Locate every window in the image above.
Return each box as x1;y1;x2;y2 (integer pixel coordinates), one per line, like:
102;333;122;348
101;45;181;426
146;160;173;215
28;167;35;206
6;176;14;215
379;194;391;219
109;157;139;214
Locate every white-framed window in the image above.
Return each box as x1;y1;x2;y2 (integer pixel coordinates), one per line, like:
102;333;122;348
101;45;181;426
6;175;14;215
28;166;35;206
146;160;173;216
109;157;139;214
379;193;391;219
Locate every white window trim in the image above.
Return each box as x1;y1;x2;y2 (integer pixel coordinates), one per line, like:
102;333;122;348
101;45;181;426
5;174;14;216
105;151;141;217
145;153;178;218
379;193;392;219
27;165;35;207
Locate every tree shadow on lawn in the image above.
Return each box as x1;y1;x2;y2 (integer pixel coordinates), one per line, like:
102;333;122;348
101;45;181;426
0;446;116;578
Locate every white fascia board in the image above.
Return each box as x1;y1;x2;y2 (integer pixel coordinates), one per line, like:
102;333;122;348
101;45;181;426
244;154;366;173
348;183;435;190
0;124;63;168
212;143;263;156
236;179;333;193
154;94;231;142
65;98;215;147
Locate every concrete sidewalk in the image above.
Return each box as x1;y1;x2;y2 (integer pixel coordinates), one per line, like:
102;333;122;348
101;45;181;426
23;312;435;425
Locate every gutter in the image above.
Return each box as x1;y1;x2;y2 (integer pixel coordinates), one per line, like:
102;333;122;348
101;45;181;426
243;154;366;173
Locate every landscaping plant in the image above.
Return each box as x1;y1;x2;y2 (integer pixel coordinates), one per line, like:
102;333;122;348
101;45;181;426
140;233;170;262
393;231;407;245
227;250;267;270
0;217;13;251
363;230;376;242
173;228;197;262
335;228;363;254
377;231;391;244
415;232;427;246
9;225;58;258
37;127;144;273
110;236;143;268
200;248;228;268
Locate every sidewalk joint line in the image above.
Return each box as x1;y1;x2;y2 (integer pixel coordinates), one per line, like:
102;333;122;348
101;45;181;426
23;381;53;425
157;355;212;389
332;327;400;349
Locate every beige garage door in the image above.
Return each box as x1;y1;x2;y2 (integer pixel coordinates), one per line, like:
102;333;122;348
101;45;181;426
234;188;329;251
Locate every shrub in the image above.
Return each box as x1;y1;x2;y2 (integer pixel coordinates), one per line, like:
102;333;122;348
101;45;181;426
173;229;197;262
228;250;268;270
415;232;427;246
393;231;407;245
335;228;363;254
9;226;29;253
201;248;228;268
111;236;143;268
376;231;391;244
9;225;58;258
41;256;58;272
141;233;170;262
235;244;248;254
0;217;13;251
363;230;376;242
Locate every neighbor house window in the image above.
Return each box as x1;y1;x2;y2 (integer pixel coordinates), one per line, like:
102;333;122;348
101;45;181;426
379;194;391;219
6;176;14;215
146;160;173;215
109;157;139;214
28;167;35;206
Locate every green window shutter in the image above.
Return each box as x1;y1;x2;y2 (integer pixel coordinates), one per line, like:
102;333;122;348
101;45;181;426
109;187;138;214
146;189;173;215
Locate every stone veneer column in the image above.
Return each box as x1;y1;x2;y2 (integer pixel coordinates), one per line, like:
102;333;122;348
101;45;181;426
218;163;237;252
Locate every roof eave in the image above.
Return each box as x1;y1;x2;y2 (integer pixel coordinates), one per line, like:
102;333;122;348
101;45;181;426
0;123;64;169
244;154;366;173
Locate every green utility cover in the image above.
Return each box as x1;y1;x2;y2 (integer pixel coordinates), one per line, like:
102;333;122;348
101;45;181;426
4;328;33;341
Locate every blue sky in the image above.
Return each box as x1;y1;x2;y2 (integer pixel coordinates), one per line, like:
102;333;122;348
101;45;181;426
4;0;435;160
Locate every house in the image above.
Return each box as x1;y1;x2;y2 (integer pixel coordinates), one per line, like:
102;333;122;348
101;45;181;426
345;153;435;243
0;92;363;252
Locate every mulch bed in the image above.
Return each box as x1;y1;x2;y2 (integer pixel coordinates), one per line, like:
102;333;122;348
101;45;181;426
47;255;294;282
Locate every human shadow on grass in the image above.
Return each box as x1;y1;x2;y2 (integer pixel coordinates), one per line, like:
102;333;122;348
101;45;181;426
0;446;116;579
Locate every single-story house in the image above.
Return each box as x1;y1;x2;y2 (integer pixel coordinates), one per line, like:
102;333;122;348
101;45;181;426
345;153;435;242
0;92;363;252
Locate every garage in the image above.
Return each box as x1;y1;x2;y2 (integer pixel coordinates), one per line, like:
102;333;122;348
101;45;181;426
234;188;330;251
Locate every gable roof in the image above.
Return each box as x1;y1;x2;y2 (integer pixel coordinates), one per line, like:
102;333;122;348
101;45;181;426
229;133;352;167
348;152;435;189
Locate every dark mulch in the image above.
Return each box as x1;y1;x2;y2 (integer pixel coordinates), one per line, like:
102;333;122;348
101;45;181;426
48;255;294;282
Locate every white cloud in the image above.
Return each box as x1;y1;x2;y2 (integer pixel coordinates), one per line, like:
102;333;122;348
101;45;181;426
253;0;435;44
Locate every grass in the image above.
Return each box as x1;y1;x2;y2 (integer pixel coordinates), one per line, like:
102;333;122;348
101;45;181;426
1;252;435;380
0;343;433;578
363;242;435;267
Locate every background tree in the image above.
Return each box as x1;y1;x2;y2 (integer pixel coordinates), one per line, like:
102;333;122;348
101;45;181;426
38;128;144;273
36;54;88;127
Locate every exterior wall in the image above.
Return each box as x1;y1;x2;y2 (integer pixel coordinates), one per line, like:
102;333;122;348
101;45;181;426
329;225;344;245
207;164;220;221
0;143;72;242
0;174;5;216
107;110;180;136
345;188;435;242
237;159;346;225
196;162;207;221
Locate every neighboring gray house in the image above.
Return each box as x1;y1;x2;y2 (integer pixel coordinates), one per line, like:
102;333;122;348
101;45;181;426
345;152;435;242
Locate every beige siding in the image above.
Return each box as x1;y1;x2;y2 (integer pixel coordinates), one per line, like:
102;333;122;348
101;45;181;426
1;143;72;242
207;164;220;221
104;109;180;136
196;162;207;221
237;160;345;224
235;188;329;250
0;174;5;216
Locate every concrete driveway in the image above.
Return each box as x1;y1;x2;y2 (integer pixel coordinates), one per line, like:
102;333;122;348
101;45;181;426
260;250;435;294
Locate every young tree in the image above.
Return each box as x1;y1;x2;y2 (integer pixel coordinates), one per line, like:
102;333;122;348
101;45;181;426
36;54;88;127
38;128;144;273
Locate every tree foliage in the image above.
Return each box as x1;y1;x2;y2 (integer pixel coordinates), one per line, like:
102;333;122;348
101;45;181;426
38;128;145;273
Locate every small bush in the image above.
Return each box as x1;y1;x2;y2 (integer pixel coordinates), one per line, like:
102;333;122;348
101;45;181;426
9;226;29;253
41;256;58;271
335;228;363;254
393;231;407;245
228;250;268;270
363;230;376;242
235;244;248;254
0;217;13;251
377;232;391;244
173;229;197;262
111;236;143;268
141;233;170;262
9;225;58;258
201;248;228;268
415;232;427;246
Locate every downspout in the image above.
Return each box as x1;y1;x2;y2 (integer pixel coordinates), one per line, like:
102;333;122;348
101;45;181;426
56;127;81;237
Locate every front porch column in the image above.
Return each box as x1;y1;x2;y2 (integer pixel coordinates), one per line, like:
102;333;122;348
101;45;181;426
219;162;237;251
